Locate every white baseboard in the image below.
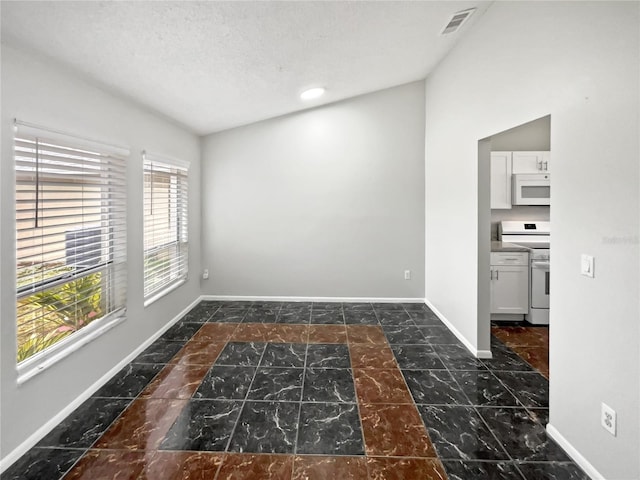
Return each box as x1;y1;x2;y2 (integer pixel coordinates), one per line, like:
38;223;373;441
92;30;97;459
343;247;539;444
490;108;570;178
201;294;425;303
474;348;493;359
546;423;603;480
0;295;203;474
423;299;493;359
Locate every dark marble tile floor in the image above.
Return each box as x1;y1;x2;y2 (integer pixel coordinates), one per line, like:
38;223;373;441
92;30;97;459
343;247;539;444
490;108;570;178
492;323;550;378
2;301;588;480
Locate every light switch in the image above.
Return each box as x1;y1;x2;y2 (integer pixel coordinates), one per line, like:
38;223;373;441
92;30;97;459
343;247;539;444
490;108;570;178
581;254;595;278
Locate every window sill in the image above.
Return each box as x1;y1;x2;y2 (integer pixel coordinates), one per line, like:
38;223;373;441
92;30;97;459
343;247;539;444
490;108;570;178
143;278;186;308
17;313;126;385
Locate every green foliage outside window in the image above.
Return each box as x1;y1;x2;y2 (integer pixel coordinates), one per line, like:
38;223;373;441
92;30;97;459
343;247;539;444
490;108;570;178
17;271;103;362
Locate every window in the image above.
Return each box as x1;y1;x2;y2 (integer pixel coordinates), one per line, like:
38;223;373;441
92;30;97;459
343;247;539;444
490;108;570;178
15;122;128;365
143;152;189;303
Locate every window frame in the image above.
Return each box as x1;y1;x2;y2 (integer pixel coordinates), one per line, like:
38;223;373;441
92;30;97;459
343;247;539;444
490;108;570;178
14;120;129;382
142;151;189;306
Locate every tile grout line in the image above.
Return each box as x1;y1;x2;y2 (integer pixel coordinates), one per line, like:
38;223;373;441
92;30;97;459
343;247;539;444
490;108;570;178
391;348;444;465
51;391;152;479
17;307;358;478
442;358;516;466
430;336;517;467
369;305;547;475
211;312;545;476
511;461;531;480
493;332;550;379
290;336;311;476
486;334;550;415
24;302;559;479
54;317;216;479
435;333;547;469
345;341;370;462
162;327;233;480
353;334;375;480
352;316;444;469
485;368;551;425
222;338;269;454
402;325;497;474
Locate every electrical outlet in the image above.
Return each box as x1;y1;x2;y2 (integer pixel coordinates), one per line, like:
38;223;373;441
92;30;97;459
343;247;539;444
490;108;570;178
202;269;209;280
601;403;616;436
404;270;411;280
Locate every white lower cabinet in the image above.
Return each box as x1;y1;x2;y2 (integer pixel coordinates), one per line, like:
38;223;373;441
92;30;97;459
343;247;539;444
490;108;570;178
490;252;529;315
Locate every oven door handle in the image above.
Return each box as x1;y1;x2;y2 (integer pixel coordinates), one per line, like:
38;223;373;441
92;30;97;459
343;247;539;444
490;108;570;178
531;261;550;269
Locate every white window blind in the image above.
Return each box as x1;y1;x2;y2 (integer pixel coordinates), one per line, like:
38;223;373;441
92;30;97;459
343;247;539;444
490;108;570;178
15;121;128;365
143;152;189;301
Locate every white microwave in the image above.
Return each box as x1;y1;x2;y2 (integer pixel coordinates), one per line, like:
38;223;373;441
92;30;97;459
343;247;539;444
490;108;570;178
512;173;550;205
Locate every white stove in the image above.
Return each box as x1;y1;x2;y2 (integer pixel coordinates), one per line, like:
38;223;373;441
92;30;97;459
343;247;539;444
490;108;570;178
499;221;550;325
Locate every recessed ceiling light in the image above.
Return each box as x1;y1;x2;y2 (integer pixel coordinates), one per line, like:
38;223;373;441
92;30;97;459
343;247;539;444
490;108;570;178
300;87;325;100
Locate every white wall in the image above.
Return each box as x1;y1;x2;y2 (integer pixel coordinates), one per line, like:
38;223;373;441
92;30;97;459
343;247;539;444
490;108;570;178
490;115;551;151
424;2;639;478
0;45;201;461
201;82;425;299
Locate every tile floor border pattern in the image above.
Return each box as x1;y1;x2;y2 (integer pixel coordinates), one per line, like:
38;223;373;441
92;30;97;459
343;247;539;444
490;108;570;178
151;318;435;462
162;308;584;479
3;301;588;480
5;319;446;479
491;324;550;379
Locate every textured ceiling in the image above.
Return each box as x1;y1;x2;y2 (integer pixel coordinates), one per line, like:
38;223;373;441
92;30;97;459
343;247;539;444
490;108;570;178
1;1;490;135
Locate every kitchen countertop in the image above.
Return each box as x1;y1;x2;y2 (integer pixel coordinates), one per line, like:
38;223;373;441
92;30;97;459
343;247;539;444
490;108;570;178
491;241;531;252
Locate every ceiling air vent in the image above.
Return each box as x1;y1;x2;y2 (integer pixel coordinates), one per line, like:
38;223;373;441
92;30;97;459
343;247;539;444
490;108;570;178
440;8;476;35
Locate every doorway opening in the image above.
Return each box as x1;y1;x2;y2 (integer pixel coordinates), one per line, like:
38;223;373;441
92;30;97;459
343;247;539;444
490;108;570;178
479;115;551;379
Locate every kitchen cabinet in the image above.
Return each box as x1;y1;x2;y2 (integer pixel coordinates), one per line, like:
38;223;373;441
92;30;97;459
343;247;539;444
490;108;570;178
490;252;529;315
490;152;512;209
511;151;550;173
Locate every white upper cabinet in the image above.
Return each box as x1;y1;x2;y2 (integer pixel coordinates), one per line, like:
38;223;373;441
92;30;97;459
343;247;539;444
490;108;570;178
511;151;550;173
491;151;551;209
490;151;512;209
